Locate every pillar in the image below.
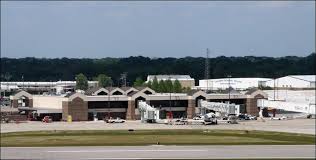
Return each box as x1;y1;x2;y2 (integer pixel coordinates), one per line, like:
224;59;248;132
187;99;195;119
272;109;276;117
126;100;135;120
11;100;18;108
246;98;259;116
28;99;33;108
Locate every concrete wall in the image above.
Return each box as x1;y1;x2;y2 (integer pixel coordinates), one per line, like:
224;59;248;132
33;96;66;109
179;80;195;88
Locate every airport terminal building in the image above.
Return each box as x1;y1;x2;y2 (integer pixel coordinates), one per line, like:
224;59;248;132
9;87;267;121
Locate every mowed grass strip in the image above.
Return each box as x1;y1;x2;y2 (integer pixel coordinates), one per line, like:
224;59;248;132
1;130;315;146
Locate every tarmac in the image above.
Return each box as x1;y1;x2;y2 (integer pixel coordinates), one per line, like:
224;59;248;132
1;118;315;134
1;145;315;159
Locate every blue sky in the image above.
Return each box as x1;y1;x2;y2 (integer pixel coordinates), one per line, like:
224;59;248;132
1;1;315;58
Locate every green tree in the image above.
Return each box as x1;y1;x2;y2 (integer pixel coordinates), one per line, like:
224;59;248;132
158;80;167;93
96;74;112;87
165;79;173;92
173;79;182;93
146;81;152;88
151;76;159;91
75;73;88;90
133;77;145;87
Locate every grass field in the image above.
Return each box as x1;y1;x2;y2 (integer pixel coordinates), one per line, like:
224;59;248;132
1;130;315;147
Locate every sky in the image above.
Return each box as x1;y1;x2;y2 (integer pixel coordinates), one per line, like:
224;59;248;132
1;1;315;58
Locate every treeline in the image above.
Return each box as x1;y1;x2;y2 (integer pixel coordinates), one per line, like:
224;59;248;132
1;53;315;86
76;73;186;93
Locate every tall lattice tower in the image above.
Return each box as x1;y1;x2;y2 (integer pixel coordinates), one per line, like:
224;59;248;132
205;48;210;91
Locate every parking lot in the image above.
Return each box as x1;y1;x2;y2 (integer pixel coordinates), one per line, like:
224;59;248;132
1;118;315;135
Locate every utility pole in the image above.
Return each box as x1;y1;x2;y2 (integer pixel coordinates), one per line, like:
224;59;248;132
168;76;173;120
273;77;276;101
227;75;232;104
205;48;210;92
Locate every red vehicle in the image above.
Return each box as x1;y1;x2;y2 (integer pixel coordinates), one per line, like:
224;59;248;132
42;116;52;123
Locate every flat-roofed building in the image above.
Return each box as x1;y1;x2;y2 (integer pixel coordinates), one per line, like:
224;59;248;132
197;78;272;91
1;81;98;94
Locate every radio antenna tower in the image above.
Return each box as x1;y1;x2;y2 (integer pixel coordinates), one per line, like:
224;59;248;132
205;48;210;92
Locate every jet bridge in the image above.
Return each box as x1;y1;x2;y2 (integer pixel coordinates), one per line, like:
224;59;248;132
257;99;315;117
199;100;240;116
138;101;160;123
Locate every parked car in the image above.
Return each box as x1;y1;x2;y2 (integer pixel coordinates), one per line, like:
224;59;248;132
227;115;238;124
193;116;203;120
203;113;218;125
173;118;188;125
238;114;256;120
270;116;287;120
248;115;257;120
105;117;125;123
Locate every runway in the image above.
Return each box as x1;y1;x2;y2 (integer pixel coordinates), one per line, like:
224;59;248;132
1;145;315;159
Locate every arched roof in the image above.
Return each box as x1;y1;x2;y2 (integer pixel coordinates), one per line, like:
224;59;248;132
10;90;33;100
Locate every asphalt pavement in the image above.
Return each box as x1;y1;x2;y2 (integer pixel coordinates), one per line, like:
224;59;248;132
1;145;315;159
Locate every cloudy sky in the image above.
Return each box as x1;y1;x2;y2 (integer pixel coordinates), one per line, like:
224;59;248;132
1;1;315;58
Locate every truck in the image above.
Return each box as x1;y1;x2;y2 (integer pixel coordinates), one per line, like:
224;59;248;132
203;113;218;125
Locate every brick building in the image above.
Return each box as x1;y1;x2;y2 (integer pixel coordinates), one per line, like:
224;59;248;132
10;87;267;121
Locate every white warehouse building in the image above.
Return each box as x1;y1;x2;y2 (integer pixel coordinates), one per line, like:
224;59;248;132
1;81;98;94
197;78;272;91
264;75;315;89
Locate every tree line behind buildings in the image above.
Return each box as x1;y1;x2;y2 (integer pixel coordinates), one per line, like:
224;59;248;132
76;73;187;93
1;53;315;87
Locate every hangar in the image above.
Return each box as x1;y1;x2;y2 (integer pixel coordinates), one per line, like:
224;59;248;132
264;75;315;89
9;87;267;121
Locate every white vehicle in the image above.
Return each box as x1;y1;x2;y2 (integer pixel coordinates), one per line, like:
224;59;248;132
248;115;257;120
192;113;218;125
173;118;188;125
203;113;218;125
105;117;125;123
193;115;204;120
270;116;287;120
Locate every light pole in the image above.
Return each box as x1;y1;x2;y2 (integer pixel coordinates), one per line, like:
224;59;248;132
227;75;232;104
168;76;172;119
107;80;112;119
273;77;276;101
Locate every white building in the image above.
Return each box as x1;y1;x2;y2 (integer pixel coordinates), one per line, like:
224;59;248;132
197;78;273;91
264;75;315;89
1;81;98;94
146;75;195;88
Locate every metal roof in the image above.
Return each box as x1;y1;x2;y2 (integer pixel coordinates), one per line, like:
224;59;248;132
288;75;315;82
147;75;194;80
